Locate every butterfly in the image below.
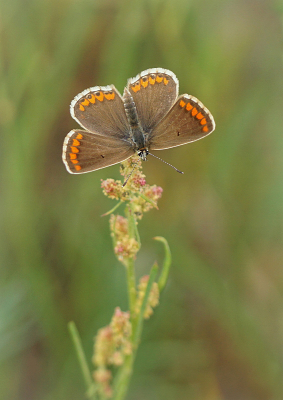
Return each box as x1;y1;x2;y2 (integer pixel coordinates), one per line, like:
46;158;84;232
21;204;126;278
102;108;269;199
62;68;215;175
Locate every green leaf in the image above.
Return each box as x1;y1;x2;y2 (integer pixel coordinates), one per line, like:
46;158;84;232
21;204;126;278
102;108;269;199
153;236;172;293
101;200;123;217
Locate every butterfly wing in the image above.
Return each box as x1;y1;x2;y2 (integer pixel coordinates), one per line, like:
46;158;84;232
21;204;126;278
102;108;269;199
149;94;215;150
125;68;178;133
71;85;130;139
62;129;134;174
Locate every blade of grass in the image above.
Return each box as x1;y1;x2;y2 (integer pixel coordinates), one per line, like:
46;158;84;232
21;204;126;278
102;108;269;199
68;321;97;400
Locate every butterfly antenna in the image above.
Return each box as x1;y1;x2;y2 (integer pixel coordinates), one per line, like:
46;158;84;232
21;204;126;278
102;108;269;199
122;160;139;187
148;152;184;174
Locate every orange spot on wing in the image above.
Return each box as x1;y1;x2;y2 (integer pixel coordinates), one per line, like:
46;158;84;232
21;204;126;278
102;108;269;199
81;99;90;106
132;82;141;92
75;165;82;171
79;104;85;111
140;78;148;88
156;75;163;83
70;153;77;160
163;77;169;85
104;92;115;100
71;146;79;153
191;107;198;116
196;112;204;120
72;139;81;146
202;126;209;132
179;100;186;108
71;159;79;164
200;118;207;125
186;103;193;111
88;94;96;103
149;76;156;85
96;92;104;102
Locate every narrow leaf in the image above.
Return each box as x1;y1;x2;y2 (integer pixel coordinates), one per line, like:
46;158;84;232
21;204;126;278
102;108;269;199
68;321;97;399
153;236;172;293
101;200;123;217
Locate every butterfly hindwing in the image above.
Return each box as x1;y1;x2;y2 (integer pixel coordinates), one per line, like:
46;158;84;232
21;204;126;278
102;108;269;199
149;94;215;150
62;129;134;174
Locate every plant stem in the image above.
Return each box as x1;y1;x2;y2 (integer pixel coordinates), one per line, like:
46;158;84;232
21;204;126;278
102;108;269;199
113;263;158;400
126;257;136;319
113;354;134;400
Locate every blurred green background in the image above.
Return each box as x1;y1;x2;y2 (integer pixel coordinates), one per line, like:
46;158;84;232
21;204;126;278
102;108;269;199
1;0;283;399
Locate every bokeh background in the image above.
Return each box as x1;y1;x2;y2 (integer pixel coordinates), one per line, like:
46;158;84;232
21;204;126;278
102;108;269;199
1;0;283;399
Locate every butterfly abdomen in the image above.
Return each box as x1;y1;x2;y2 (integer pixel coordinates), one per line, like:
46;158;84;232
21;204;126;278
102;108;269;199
123;88;147;151
123;88;140;127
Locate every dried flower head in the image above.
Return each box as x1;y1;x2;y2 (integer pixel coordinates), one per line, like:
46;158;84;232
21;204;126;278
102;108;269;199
92;308;133;396
110;215;128;235
101;155;163;220
114;236;139;262
93;368;112;398
110;307;132;353
101;178;122;200
135;275;160;319
110;214;139;263
92;326;114;367
93;308;132;368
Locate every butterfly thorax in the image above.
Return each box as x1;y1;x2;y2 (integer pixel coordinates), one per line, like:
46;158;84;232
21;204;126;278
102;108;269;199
123;88;149;160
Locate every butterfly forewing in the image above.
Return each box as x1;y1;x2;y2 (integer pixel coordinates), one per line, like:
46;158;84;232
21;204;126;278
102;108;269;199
71;86;130;139
126;68;179;133
62;129;134;174
149;94;215;150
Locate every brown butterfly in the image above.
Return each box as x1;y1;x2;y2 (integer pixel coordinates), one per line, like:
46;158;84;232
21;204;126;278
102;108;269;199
62;68;215;175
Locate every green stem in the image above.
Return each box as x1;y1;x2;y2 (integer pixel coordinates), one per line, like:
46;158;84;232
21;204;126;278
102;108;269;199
129;203;141;247
124;204;138;319
113;263;158;400
113;354;134;400
126;257;136;319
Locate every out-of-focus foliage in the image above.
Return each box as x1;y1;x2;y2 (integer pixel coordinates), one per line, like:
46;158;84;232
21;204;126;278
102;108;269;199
1;0;283;399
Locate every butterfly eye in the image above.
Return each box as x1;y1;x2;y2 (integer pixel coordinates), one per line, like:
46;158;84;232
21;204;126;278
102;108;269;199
87;94;92;99
142;77;147;82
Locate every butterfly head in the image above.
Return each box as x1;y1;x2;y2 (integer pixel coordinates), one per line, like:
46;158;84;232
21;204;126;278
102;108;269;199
137;148;148;161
